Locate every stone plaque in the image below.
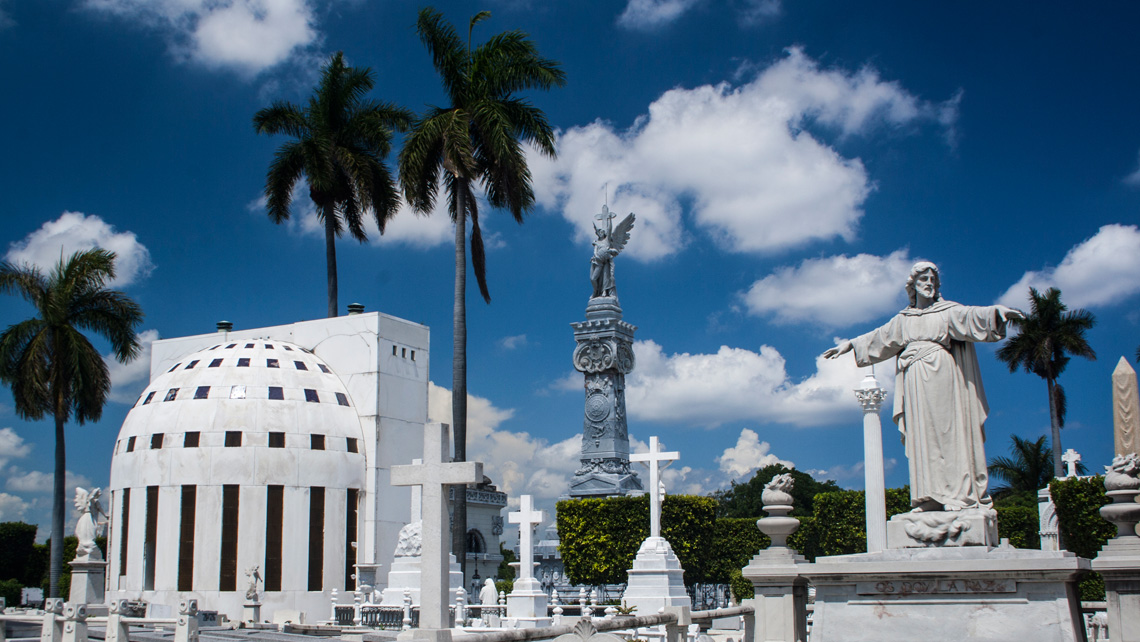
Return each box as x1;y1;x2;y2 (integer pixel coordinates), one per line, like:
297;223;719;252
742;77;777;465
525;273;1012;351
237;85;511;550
856;579;1015;595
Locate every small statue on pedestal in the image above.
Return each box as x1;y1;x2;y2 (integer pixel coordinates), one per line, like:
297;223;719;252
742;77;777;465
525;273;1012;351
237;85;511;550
73;488;107;561
590;205;635;299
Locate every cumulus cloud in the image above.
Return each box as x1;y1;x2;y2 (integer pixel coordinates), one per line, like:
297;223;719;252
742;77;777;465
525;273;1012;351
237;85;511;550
0;428;31;471
83;0;318;75
107;329;160;404
5;212;153;287
737;0;780;25
498;334;528;350
617;0;702;29
6;469;93;494
0;493;30;521
716;428;793;478
626;339;890;428
530;47;954;260
997;224;1140;309
743;250;915;328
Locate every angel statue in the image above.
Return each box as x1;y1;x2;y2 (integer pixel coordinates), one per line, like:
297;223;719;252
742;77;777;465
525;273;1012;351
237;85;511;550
590;205;635;299
73;487;107;561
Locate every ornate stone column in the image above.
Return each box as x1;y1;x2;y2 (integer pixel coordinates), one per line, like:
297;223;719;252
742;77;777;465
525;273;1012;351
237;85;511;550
568;297;642;497
854;373;888;553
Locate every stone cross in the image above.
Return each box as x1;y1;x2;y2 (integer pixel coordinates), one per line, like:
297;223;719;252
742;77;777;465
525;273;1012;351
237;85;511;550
391;423;482;631
508;495;545;582
1062;449;1081;479
1113;357;1139;457
631;436;678;539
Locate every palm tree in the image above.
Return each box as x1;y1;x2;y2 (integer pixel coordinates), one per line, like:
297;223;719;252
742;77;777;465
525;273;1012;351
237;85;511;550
0;248;143;597
254;51;410;318
996;287;1096;478
988;434;1088;500
399;7;564;569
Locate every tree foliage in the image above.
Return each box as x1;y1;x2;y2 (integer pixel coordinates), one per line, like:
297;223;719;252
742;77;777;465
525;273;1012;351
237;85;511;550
0;522;40;586
713;464;841;519
1050;475;1116;600
988;434;1086;499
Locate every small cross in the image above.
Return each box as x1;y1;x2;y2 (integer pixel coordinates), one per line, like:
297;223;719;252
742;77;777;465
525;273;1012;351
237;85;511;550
508;495;545;582
1062;448;1081;479
391;424;483;630
630;436;679;539
595;204;616;224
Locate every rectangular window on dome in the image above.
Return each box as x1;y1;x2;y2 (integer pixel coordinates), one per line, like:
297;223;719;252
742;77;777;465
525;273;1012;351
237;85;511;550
268;386;284;400
305;389;320;403
318;364;331;374
219;484;239;591
237;358;250;367
245;343;254;349
265;344;274;350
225;431;242;447
268;432;285;448
151;433;163;449
209;359;223;368
411;350;416;361
264;485;283;592
142;391;156;405
392;345;397;356
308;487;325;591
346;437;358;453
311;434;325;450
184;432;200;448
168;363;181;372
335;392;349;407
126;436;136;452
294;361;308;371
266;359;279;368
345;488;359;590
194;386;210;400
178;485;196;591
226;344;236;349
118;487;130;577
230;385;246;399
143;485;158;590
186;360;199;369
210;345;220;350
401;348;406;358
283;345;293;351
164;388;179;402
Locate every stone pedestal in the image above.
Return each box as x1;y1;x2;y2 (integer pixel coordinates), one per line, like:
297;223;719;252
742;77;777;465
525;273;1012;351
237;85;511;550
740;548;808;642
622;537;691;614
243;602;261;624
380;554;464;606
800;545;1089;641
506;577;551;626
68;559;106;611
1092;538;1140;642
886;507;999;548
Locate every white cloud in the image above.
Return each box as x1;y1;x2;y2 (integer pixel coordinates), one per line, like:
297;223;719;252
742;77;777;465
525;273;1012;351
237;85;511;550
0;492;30;521
0;427;31;470
743;250;915;328
530;47;954;259
997;224;1140;309
6;469;93;494
498;334;528;350
737;0;780;25
0;1;13;30
617;0;702;30
5;212;153;288
716;428;793;478
1125;150;1140;186
83;0;317;75
626;339;891;428
107;329;160;404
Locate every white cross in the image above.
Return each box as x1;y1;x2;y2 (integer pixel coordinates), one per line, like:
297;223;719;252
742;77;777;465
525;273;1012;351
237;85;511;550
1062;448;1081;479
630;436;679;539
508;495;545;581
391;423;483;630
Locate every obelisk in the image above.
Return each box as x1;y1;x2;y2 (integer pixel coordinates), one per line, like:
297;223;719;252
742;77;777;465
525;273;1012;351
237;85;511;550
568;206;642;498
1113;357;1139;458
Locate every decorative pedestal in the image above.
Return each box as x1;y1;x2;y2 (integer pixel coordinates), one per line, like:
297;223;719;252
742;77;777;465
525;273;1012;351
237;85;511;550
243;601;261;624
886;507;999;548
1092;460;1140;641
506;577;551;627
800;545;1089;642
68;559;107;607
740;548;808;642
380;554;464;606
622;537;691;614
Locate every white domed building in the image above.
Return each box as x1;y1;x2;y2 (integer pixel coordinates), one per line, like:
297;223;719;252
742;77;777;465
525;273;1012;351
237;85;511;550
105;311;429;620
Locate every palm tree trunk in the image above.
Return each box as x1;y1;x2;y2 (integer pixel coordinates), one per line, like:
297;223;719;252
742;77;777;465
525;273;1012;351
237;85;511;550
50;408;65;598
1047;378;1063;478
324;205;339;318
452;177;468;578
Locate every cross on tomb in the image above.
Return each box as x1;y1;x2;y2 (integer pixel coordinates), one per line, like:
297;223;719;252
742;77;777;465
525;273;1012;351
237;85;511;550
1062;449;1081;479
508;495;545;582
391;423;483;630
630;436;678;539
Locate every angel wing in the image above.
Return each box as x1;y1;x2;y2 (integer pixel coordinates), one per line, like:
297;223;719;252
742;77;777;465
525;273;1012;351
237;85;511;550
609;213;635;254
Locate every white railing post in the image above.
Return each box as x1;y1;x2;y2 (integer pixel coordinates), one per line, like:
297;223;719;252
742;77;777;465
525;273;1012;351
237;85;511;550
329;588;338;624
402;589;412;631
456;587;467;626
40;598;63;642
105;600;130;642
174;600;198;642
60;603;86;642
353;588;362;627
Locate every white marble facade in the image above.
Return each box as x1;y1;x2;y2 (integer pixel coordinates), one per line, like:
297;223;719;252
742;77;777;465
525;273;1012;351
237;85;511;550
105;312;428;621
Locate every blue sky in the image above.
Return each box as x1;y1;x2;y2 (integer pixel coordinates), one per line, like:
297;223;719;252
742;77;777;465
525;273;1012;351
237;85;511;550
2;0;1140;536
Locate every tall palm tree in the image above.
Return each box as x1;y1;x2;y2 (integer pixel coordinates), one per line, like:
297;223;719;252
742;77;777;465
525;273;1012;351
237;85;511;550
0;249;143;597
996;287;1096;478
399;7;564;569
986;435;1086;499
254;51;410;318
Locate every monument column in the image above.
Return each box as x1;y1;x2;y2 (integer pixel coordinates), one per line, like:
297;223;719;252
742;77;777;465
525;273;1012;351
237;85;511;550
854;373;887;553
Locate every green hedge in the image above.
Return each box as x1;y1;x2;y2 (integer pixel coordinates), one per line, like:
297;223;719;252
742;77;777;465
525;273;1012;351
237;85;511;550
994;504;1039;549
1050;475;1116;600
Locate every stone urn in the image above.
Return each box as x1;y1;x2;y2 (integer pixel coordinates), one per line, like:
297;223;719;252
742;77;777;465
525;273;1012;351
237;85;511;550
1100;453;1140;539
757;473;799;548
